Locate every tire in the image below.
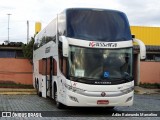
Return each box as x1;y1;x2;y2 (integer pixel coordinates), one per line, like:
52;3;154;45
54;87;64;109
105;107;115;110
36;81;42;97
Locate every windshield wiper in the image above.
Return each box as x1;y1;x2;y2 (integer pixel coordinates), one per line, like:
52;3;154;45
123;72;133;82
69;75;98;81
104;77;124;81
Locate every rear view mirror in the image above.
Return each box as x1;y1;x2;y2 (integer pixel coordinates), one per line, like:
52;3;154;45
59;36;69;57
133;38;146;60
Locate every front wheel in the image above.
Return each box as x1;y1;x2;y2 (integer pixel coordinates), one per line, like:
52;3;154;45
54;88;64;109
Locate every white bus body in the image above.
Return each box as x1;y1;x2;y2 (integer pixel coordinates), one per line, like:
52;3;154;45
33;8;145;108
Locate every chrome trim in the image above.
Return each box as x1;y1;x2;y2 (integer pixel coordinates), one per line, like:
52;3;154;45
64;83;134;97
80;90;133;97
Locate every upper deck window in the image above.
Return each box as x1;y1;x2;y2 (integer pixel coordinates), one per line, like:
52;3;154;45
66;9;132;42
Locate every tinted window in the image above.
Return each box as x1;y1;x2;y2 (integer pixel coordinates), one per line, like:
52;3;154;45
66;9;132;42
0;50;16;58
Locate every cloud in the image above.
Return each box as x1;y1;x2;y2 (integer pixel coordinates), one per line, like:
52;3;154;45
0;0;160;43
116;0;160;26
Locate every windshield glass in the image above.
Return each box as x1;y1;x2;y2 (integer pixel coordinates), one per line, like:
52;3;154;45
66;9;132;41
69;46;133;81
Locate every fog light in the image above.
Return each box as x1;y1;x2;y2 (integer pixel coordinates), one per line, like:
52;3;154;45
69;95;79;103
126;96;132;102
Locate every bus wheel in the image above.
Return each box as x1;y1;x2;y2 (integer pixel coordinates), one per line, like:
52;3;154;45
36;81;42;97
54;88;63;109
105;107;115;110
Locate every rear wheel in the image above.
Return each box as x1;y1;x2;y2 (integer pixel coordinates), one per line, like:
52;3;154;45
36;81;42;97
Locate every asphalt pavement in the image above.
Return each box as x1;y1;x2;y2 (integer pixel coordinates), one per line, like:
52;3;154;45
0;94;159;119
0;87;159;120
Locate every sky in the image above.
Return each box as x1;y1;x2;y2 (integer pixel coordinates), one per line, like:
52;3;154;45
0;0;160;43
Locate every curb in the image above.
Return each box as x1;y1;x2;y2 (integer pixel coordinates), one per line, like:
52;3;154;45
0;88;37;95
134;86;160;95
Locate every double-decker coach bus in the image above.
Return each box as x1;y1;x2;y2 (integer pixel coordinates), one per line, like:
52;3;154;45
33;8;146;109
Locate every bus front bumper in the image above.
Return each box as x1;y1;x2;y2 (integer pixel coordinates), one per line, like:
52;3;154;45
65;90;134;107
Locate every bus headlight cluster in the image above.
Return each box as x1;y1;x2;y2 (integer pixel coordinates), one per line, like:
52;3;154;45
120;86;134;94
69;95;79;103
64;83;85;94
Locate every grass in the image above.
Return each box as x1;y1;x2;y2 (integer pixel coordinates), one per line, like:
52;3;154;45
139;82;160;89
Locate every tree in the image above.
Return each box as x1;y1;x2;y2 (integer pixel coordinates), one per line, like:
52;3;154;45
22;37;34;64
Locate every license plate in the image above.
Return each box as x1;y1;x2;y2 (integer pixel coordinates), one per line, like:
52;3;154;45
97;100;109;104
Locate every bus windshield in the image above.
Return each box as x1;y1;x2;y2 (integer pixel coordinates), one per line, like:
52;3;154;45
66;9;132;42
69;46;133;84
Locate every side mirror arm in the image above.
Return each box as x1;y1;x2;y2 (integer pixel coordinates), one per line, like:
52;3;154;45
59;36;69;57
133;38;146;60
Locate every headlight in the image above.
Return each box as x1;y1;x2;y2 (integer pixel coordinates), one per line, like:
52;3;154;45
64;83;85;94
121;86;134;94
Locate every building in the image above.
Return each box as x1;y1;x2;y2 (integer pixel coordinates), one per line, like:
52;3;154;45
1;26;159;87
131;26;160;85
0;43;33;87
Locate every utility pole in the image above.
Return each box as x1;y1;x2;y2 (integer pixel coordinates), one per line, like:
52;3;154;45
27;20;29;43
7;14;11;42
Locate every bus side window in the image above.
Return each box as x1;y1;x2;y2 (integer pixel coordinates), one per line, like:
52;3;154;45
39;59;43;74
58;41;67;77
59;55;63;73
53;58;57;75
59;55;67;77
39;59;46;75
47;58;51;75
62;58;67;77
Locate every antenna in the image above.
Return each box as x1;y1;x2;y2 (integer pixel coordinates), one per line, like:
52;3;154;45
7;13;12;43
27;20;29;43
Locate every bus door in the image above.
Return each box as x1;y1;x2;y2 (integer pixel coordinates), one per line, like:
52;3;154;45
46;57;53;97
